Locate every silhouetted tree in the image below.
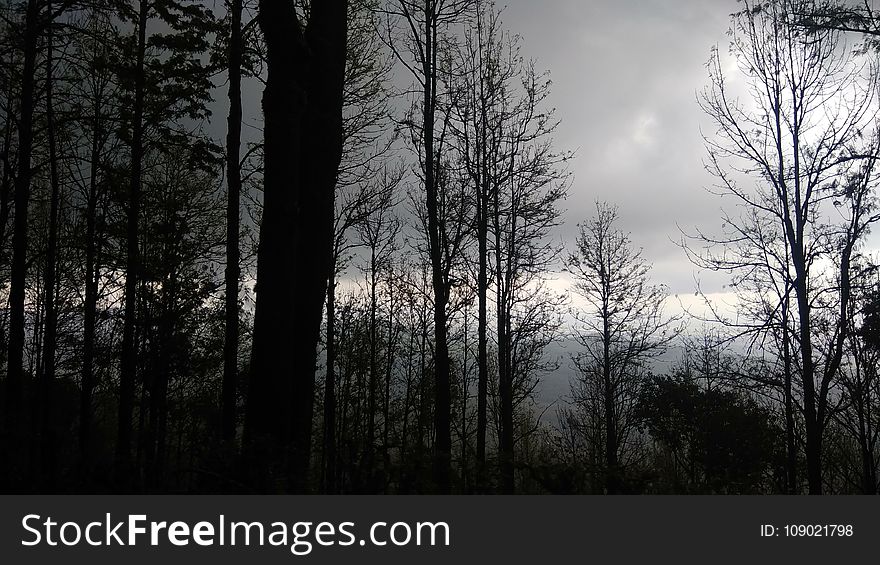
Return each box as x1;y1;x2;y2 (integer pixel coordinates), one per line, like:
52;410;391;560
245;0;348;492
4;0;40;484
65;8;122;473
568;201;680;493
637;376;779;493
695;0;880;494
221;0;244;446
384;0;475;493
355;167;401;489
322;0;396;493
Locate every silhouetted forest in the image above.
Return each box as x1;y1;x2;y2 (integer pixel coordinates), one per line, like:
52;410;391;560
2;0;880;494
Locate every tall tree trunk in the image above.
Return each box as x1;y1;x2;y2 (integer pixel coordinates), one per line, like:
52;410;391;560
476;183;488;492
246;0;347;493
400;317;415;479
862;381;877;494
321;270;337;493
118;0;149;489
420;0;452;495
0;62;14;372
782;289;796;494
494;188;514;494
222;0;242;444
856;385;875;494
793;256;821;495
5;0;40;474
244;1;303;490
39;2;61;489
602;310;619;494
80;69;104;469
147;266;173;490
296;0;348;491
383;270;395;491
0;71;13;255
367;249;378;483
460;300;468;491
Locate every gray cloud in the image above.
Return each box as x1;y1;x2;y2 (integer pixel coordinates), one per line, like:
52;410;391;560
499;0;738;293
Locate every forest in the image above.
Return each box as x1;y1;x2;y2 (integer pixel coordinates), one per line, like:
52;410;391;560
1;0;880;495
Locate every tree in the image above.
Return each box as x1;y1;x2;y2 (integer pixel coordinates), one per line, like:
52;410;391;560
384;0;475;493
799;1;880;46
245;0;348;492
834;263;880;493
322;0;396;493
64;8;122;472
221;0;244;446
637;375;779;494
112;0;216;489
4;0;40;475
568;201;679;493
446;0;507;489
695;0;880;494
139;147;224;490
36;0;63;490
444;1;570;492
116;0;147;485
355;167;401;489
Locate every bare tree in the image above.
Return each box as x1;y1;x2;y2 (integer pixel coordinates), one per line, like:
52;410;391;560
321;0;397;493
446;0;510;490
383;0;475;492
568;201;680;494
694;0;880;494
66;10;120;469
5;0;40;470
355;166;401;489
221;0;244;446
446;0;568;493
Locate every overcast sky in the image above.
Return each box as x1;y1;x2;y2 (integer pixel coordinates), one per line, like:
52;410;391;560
493;0;737;298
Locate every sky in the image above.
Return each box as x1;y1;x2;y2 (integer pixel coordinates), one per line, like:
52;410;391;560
494;0;737;298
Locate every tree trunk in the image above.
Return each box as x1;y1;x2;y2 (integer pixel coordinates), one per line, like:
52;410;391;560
5;0;40;473
495;188;514;494
222;0;242;445
383;272;395;491
856;386;875;494
476;183;488;491
460;300;469;491
322;271;337;493
80;79;103;468
420;0;452;495
39;4;61;489
603;309;619;494
148;269;173;490
793;259;821;495
782;290;796;494
0;69;13;256
246;0;347;493
863;381;877;494
244;1;303;490
0;79;12;395
367;249;378;482
117;0;149;489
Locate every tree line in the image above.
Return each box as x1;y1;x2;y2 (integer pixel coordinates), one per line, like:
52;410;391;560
1;0;880;494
